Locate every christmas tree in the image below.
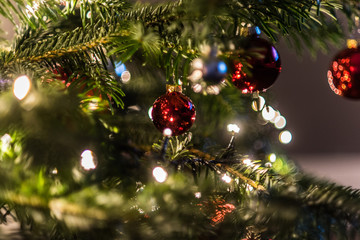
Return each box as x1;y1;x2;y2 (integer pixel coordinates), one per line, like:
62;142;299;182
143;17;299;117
0;0;359;239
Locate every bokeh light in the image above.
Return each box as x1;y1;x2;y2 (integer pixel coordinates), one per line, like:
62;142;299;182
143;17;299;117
13;75;31;100
274;116;286;129
279;130;292;144
221;174;232;183
227;124;240;133
152;167;168;183
80;150;97;170
262;106;275;121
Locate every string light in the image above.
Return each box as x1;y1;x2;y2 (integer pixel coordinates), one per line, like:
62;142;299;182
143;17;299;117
251;95;265;111
163;128;172;137
221;174;232;183
227;124;240;133
279;130;292;144
268;153;277;162
261;106;275;121
121;71;131;83
80;150;97;170
1;133;11;152
243;158;253;166
13;75;31;100
152;167;168;183
274;116;286;129
195;192;202;198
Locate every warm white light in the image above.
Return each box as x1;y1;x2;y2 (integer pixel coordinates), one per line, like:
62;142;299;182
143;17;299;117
251;96;265;111
189;70;203;82
192;83;202;92
227;124;240;133
52;168;58;175
270;110;280;123
206;85;220;95
222;174;232;183
163;128;172;137
148;106;153;120
121;70;131;83
262;106;275;121
1;133;11;152
274;116;287;129
81;150;97;170
195;192;202;198
279;130;292;144
192;58;204;69
13;75;31;100
269;153;276;162
243;158;253;166
152;167;168;183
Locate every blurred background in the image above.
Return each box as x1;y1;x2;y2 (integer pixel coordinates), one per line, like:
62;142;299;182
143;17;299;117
272;41;360;189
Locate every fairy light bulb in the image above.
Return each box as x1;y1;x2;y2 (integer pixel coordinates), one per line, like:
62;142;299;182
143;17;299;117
163;128;172;137
13;75;31;100
251;95;265;111
152;167;168;183
221;174;232;183
262;106;275;121
279;130;292;144
268;153;276;162
227;124;240;133
80;150;97;170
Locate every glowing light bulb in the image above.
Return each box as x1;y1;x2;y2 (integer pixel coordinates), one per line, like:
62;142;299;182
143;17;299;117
163;128;172;137
192;83;202;92
222;174;232;183
80;150;97;170
152;167;168;183
192;58;204;69
13;75;31;100
243;158;253;166
121;71;131;83
270;110;280;123
268;153;276;162
262;106;275;121
274;116;286;129
227;124;240;133
279;130;292;144
1;133;11;152
195;192;202;198
251;96;265;111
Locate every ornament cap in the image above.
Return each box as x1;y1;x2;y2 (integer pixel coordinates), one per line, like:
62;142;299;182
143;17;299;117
166;84;182;93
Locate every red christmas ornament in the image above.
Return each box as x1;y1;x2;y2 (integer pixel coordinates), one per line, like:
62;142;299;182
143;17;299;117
327;46;360;99
231;37;281;93
151;87;196;136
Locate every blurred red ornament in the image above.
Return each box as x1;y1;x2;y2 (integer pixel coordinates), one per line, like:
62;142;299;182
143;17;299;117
151;88;196;136
327;46;360;99
231;37;281;93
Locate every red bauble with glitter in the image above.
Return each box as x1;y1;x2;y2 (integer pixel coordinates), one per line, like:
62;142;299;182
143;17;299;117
327;46;360;99
231;37;281;93
151;89;196;136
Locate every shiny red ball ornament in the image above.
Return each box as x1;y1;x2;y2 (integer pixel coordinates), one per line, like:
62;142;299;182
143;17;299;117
231;37;281;93
151;89;196;136
327;46;360;99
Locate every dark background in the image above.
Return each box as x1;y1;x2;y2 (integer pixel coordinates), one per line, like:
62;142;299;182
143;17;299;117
272;40;360;188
